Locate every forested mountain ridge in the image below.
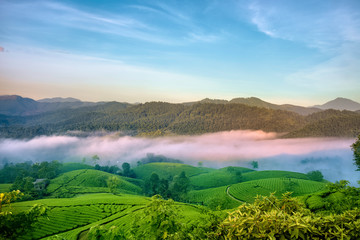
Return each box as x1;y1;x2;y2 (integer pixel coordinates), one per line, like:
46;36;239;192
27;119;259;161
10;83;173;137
285;110;360;138
185;97;322;115
2;95;359;116
1;96;360;138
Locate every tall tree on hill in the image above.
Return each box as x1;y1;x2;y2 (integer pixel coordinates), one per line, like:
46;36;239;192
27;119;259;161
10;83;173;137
107;176;120;194
144;173;160;196
171;171;189;201
307;170;324;181
122;162;130;176
351;135;360;171
251;161;258;169
159;179;170;198
92;155;100;166
121;162;136;178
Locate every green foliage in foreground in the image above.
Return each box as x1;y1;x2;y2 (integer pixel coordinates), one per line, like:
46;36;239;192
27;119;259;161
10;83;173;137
79;193;360;240
304;180;360;213
216;193;360;240
88;195;224;240
0;191;47;240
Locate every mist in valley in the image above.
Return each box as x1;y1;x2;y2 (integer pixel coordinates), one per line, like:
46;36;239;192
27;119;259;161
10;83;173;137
0;130;358;185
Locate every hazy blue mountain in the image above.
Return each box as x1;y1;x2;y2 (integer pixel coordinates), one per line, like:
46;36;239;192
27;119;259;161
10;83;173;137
0;95;39;116
38;97;82;103
314;97;360;111
0;95;104;116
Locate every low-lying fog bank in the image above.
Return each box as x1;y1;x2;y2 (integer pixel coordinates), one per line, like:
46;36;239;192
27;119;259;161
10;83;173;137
0;130;358;185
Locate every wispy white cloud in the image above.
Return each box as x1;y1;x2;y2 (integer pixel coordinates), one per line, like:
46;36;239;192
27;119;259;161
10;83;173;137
187;32;219;43
247;1;360;51
43;1;149;29
246;1;360;94
1;1;224;45
248;2;277;38
155;2;191;22
130;2;221;43
1;1;175;44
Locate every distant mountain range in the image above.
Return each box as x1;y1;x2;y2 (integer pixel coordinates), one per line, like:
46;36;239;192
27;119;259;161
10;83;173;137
0;95;102;116
1;95;359;116
0;95;359;138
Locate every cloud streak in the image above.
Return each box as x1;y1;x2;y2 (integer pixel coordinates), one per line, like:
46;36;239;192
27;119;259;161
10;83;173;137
247;0;360;50
246;0;360;98
1;1;220;45
0;130;357;184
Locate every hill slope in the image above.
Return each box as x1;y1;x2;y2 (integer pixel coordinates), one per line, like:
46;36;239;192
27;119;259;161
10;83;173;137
47;169;142;196
190;167;254;189
314;97;360;111
228;178;326;203
133;162;214;180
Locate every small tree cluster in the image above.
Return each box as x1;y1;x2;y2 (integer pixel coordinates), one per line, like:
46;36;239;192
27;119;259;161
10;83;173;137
306;170;324;182
143;171;190;201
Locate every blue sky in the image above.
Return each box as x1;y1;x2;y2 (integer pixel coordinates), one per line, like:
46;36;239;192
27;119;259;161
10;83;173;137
0;0;359;105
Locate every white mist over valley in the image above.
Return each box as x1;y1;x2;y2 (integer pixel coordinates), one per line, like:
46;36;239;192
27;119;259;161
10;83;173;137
1;130;357;185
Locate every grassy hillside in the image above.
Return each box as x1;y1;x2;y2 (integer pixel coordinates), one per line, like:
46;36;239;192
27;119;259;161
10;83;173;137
4;159;359;240
241;170;310;182
11;193;210;240
59;162;94;173
190;167;254;189
47;169;142;196
0;183;11;192
133;162;214;180
228;178;326;203
13;193;148;240
186;186;240;209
